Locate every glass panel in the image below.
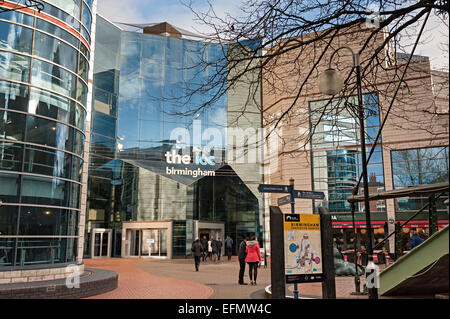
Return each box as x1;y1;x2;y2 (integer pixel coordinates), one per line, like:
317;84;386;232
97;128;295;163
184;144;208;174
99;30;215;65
26;115;74;151
90;134;116;158
84;0;93;9
21;175;72;207
31;59;76;99
81;2;91;33
0;172;20;203
0;238;15;266
79;42;89;61
77;54;89;82
0;10;34;26
0;205;18;236
15;237;76;265
80;25;90;44
73;129;84;156
172;221;186;256
0;109;26;142
42;0;81;20
101;231;109;256
0;80;29;112
19;207;77;236
121;32;141;57
35;18;79;47
72;156;82;182
69;182;81;208
34;31;78;72
92;111;116;137
76;78;88;106
0;141;22;171
93;232;101;256
0;21;33;53
74;103;86;131
23;145;73;179
0;51;30;82
28;88;73;125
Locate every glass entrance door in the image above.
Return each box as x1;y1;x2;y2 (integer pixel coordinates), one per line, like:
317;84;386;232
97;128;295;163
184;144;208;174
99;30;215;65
142;229;168;257
91;228;112;258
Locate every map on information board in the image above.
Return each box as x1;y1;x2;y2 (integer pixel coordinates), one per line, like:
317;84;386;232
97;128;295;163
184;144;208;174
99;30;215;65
284;214;323;283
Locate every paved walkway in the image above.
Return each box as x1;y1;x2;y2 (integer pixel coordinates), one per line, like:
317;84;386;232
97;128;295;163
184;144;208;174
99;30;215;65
84;257;372;299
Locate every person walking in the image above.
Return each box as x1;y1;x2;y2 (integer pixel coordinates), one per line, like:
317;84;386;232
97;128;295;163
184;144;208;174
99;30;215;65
217;237;223;261
207;237;213;261
191;238;204;272
238;237;248;285
211;236;220;263
245;236;261;285
200;235;208;261
225;235;233;260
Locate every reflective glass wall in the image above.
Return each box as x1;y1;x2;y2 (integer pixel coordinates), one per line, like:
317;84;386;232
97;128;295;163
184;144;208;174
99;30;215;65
310;93;385;214
0;1;93;267
87;17;262;258
392;146;449;212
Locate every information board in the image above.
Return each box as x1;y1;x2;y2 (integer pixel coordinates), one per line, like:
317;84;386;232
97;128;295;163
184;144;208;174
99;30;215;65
284;214;323;283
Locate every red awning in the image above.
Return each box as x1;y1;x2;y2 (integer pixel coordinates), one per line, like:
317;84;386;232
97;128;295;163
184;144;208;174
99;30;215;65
332;220;449;229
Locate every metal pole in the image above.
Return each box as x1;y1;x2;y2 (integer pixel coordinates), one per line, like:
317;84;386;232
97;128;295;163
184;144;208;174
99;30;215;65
428;194;438;236
318;207;337;299
354;53;378;299
270;206;286;299
350;200;366;295
289;177;299;299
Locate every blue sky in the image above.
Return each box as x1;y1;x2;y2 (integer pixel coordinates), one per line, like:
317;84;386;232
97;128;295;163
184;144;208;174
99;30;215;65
96;0;448;70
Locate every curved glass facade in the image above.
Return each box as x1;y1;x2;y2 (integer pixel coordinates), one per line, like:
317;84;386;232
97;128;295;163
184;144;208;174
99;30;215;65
0;1;93;267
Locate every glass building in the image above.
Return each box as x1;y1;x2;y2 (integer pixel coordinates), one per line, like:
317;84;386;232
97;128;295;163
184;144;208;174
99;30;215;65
0;0;95;269
86;17;264;258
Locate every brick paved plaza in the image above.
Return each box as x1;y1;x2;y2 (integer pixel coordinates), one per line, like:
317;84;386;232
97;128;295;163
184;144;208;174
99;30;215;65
84;257;371;299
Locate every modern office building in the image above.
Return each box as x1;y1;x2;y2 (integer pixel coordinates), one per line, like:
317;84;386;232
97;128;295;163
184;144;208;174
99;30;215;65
85;16;264;259
0;0;96;282
262;24;449;254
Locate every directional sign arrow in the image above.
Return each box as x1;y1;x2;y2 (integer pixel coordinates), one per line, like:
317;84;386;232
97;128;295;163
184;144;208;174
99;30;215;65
258;184;290;193
293;190;325;200
277;195;292;206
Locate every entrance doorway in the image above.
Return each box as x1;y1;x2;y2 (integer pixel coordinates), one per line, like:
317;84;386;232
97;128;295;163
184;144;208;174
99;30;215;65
196;221;225;256
91;228;112;258
124;228;168;258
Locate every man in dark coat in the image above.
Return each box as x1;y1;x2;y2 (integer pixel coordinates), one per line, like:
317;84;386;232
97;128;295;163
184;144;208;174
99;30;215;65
200;235;208;261
225;235;233;260
217;238;223;260
211;236;220;263
238;237;248;285
191;238;204;271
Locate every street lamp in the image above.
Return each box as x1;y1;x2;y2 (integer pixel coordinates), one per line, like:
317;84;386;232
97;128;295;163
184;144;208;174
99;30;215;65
318;46;378;299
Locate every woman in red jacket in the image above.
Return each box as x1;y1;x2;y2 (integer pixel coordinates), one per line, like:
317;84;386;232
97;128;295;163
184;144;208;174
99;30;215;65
245;236;261;285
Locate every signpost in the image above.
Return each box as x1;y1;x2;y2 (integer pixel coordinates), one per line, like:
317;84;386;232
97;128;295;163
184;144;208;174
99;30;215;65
259;179;331;299
277;195;292;206
258;184;290;193
292;190;325;200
